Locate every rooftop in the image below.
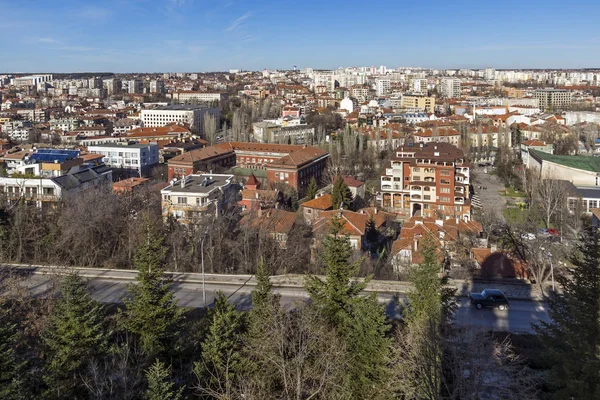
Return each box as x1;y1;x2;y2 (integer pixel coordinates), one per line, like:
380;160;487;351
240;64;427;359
149;104;212;111
530;150;600;173
162;174;234;195
88;143;156;149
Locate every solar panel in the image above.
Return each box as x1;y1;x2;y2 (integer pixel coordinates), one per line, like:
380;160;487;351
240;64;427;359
30;149;80;163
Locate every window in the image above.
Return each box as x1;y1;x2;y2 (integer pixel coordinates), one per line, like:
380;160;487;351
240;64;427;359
440;179;450;185
441;196;450;203
440;170;450;176
413;167;420;172
424;195;431;200
413;176;421;181
178;197;187;204
440;188;450;194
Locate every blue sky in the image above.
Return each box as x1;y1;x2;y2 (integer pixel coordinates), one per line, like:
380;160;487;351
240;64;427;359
1;0;599;72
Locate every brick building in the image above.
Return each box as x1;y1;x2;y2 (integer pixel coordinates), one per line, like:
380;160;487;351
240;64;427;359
167;142;329;196
380;142;471;221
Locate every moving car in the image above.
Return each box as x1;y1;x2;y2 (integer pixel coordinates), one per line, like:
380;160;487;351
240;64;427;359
468;289;509;311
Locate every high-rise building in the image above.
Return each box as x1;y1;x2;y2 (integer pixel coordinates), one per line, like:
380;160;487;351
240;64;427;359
376;79;391;96
140;104;220;132
149;79;165;94
128;79;143;94
401;94;436;113
532;88;572;110
104;78;122;95
440;78;461;98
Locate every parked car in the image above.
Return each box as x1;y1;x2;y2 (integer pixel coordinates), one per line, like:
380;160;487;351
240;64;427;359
538;228;549;237
468;289;509;311
547;228;559;236
521;233;536;241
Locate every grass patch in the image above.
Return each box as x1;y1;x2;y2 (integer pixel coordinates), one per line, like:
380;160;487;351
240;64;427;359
501;187;527;198
503;207;527;225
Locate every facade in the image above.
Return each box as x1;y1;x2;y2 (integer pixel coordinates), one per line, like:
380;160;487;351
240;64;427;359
149;80;165;94
375;79;391;96
301;193;333;225
128;79;143;94
401;94;436;113
0;164;112;209
528;150;600;186
168;92;226;103
440;78;461;98
160;174;237;223
88;143;159;177
167;142;329;196
140;104;220;132
252;121;314;143
520;140;554;167
380;142;471;221
533;88;572;110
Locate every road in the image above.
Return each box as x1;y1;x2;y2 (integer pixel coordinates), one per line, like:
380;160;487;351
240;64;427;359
472;166;507;215
22;273;550;333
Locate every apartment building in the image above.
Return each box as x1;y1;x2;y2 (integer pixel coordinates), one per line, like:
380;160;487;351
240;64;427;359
0;164;112;209
160;174;237;223
149;79;165;94
168;91;226;103
140;104;220;132
376;79;391;96
380;142;471;221
532;88;572;110
440;78;461;98
88;142;159;177
128;79;143;94
401;94;436;113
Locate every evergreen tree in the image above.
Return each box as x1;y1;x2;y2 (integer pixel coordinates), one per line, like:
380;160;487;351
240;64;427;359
331;176;353;210
365;215;378;243
42;273;108;399
305;176;318;200
0;311;26;400
194;292;245;398
250;259;275;313
121;221;184;357
535;225;600;398
305;217;391;399
145;359;183;400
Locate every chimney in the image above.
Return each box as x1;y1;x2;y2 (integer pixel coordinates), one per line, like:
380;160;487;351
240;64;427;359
435;219;443;227
374;207;378;214
180;177;185;188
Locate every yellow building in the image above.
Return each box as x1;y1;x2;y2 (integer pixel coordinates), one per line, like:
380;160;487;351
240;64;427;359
401;94;436;113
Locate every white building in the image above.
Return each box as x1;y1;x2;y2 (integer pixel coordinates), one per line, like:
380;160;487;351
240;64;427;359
376;79;391;96
150;80;165;94
128;79;143;94
168;92;226;103
440;78;461;98
88;142;159;177
140;104;220;132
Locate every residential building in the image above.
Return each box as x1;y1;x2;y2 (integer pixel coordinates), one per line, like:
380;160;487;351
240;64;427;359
301;193;333;224
380;142;471;221
104;78;122;95
240;209;297;248
140;104;220;132
440;78;461;98
533;88;572;110
160;174;237;223
375;79;391;96
401;94;436;113
168;92;226;103
149;79;165;94
88;142;159;177
252;120;314;143
128;79;143;94
413;128;461;147
113;177;150;194
0;164;112;209
238;173;281;211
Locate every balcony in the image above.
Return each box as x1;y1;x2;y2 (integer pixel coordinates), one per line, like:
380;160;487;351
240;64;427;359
411;194;422;200
454;197;465;204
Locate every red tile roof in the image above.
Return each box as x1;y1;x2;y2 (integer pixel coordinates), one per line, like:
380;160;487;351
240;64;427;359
301;193;333;210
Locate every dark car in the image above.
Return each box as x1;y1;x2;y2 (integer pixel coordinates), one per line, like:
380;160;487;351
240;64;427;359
468;289;509;311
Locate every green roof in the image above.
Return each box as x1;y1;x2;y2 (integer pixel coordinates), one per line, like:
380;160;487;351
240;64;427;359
231;167;267;178
530;150;600;173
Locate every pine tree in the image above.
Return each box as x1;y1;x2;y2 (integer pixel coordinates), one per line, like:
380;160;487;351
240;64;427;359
145;359;183;400
121;221;184;357
535;225;600;398
305;217;391;399
331;176;353;210
366;215;378;243
305;176;318;200
42;273;108;399
0;311;26;400
251;259;275;313
194;292;245;398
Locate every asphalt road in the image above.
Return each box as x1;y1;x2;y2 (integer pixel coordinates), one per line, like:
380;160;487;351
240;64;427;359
22;274;549;333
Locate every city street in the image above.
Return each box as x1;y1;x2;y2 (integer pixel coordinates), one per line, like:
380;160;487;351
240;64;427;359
22;273;549;333
471;167;507;214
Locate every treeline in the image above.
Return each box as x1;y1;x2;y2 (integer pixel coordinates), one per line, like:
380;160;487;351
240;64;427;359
6;216;599;399
0;188;313;275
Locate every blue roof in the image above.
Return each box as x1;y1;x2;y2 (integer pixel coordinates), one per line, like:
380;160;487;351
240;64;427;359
30;149;80;163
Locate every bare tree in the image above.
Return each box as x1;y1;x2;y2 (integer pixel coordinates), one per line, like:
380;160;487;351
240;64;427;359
534;178;568;228
203;114;218;145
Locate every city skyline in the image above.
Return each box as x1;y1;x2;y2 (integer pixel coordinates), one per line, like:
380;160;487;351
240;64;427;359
2;0;600;72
